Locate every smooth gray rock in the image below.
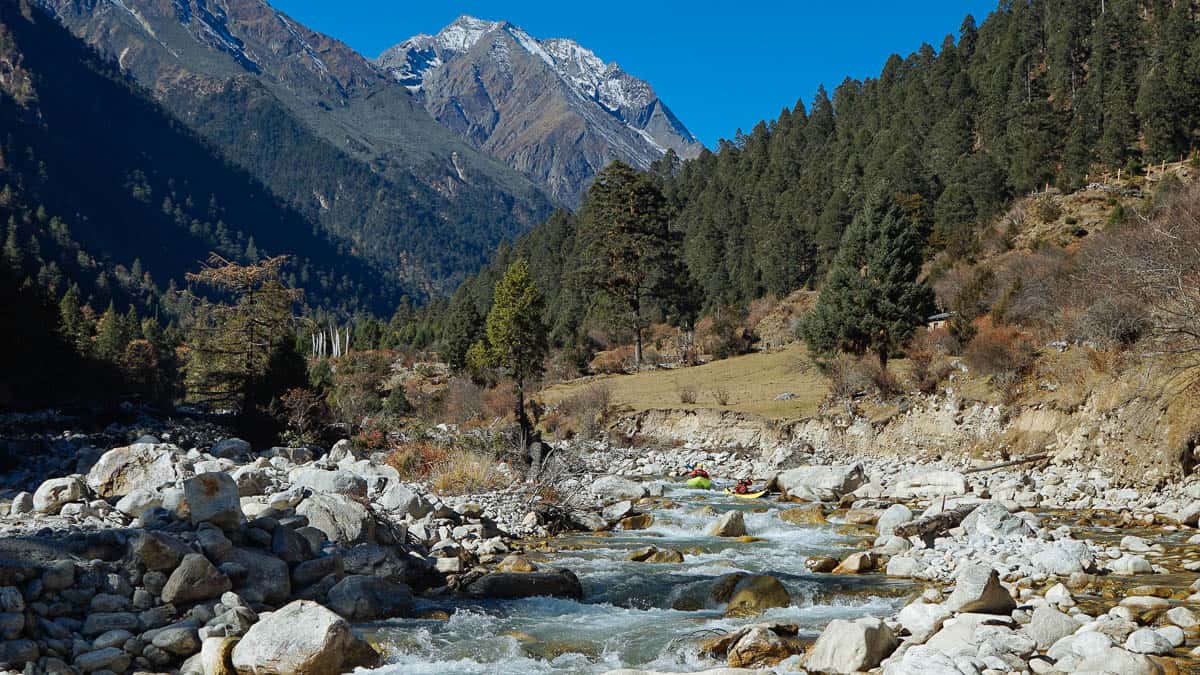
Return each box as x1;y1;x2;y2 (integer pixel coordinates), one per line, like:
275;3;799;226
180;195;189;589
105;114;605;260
877;504;913;537
161;554;231;604
81;612;138;637
115;488;163;518
183;473;243;529
7;492;32;515
152;626;201;656
945;564;1015;614
1125;627;1173;655
297;493;374;545
706;511;747;537
1026;605;1079;650
73;646;130;672
132;531;191;571
776;464;867;502
805;616;898;674
230;600;378;674
289;468;367;498
292;555;344;589
460;569;584;601
33;476;88;514
896;601;950;643
326;576;414;621
960;501;1035;540
87;443;187;498
588;475;648;502
217;548;290;606
378;482;432;517
211;438;251;460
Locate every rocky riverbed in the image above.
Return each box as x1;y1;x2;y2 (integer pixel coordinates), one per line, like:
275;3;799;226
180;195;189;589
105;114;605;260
1;422;1200;674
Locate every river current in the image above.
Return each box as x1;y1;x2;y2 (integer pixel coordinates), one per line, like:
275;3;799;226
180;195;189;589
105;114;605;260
362;482;919;674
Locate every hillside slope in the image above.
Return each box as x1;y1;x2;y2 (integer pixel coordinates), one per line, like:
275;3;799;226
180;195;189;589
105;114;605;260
36;0;555;292
0;0;396;314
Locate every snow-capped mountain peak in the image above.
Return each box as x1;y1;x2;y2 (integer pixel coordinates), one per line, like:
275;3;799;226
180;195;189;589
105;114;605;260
375;16;702;205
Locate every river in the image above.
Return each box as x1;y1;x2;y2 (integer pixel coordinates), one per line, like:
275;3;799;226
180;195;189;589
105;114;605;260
362;481;920;674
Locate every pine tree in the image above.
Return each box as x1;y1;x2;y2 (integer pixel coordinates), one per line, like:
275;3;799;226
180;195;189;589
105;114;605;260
94;302;125;364
442;296;483;372
576;162;687;365
802;191;935;368
474;259;547;447
2;219;21;272
58;284;91;354
184;254;302;422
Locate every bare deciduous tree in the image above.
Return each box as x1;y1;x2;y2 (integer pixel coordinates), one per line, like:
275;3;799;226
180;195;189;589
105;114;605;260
1082;184;1200;379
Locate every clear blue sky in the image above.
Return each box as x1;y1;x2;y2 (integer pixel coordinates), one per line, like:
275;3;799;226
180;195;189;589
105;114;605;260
272;1;999;148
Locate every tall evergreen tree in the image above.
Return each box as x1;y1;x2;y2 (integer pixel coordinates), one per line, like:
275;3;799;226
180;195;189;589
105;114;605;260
184;254;302;424
576;162;689;365
802;191;935;368
474;259;547;448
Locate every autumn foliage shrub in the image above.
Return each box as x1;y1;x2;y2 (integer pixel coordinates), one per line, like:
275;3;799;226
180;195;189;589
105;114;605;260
384;441;448;480
905;328;957;393
964;318;1037;390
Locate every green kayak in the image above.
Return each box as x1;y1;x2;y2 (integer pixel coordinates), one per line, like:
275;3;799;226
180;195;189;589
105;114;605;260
685;476;712;489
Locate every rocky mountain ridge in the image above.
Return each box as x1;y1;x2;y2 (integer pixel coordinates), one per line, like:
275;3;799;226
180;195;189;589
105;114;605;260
378;15;704;205
33;0;554;293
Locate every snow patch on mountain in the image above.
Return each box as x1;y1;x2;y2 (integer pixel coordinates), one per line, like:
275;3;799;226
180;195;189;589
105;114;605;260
377;15;698;146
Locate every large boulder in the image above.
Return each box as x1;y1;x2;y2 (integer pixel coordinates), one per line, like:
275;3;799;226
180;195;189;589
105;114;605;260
131;531;191;571
459;569;583;600
230;600;378;674
183;473;243;529
707;511;747;537
1032;539;1095;575
725;575;791;617
805;616;898;674
726;625;806;668
378;483;432;517
114;488;163;518
326;576;414;621
890;470;967;499
897;601;951;643
960;501;1035;541
161;554;231;604
668;573;747;611
1027;606;1080;650
589;475;648;502
297;493;374;545
211;438;251;460
289;468;367;498
876;504;913;537
945;564;1016;614
218;548;291;606
776;464;867;502
32;476;88;514
87;443;188;498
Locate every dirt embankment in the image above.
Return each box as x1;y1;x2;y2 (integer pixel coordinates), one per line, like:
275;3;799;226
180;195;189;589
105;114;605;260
614;355;1200;489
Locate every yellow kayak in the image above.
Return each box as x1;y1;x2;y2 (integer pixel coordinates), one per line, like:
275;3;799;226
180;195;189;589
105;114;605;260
723;488;768;499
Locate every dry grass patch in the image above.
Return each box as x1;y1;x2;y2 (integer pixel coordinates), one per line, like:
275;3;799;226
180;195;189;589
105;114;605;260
428;450;504;495
385;441;503;495
542;343;830;421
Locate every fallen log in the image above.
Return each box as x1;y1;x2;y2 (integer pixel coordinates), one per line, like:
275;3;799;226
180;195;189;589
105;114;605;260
963;453;1049;474
892;504;979;539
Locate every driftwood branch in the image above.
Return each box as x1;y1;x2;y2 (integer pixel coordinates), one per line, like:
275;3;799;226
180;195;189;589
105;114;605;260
892;504;978;538
963;454;1049;474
